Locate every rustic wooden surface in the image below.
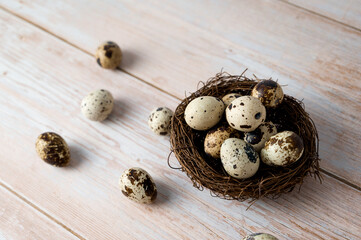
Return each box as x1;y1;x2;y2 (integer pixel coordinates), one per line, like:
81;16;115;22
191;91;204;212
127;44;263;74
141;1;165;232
0;1;360;239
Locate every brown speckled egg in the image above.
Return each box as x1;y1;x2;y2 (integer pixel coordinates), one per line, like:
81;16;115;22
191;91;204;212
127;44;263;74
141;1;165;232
243;233;279;240
244;122;277;152
184;96;225;130
148;107;173;135
204;125;241;159
35;132;70;167
220;138;260;179
226;96;266;132
95;41;122;69
119;168;157;204
222;93;242;106
251;80;284;107
261;131;304;166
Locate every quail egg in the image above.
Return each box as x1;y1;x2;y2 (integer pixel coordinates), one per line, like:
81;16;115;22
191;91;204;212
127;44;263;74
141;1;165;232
226;96;266;132
243;233;279;240
119;167;157;204
148;107;173;135
251;79;284;107
204;125;241;159
35;132;70;167
220;138;260;179
261;131;304;166
244;122;277;152
184;96;225;130
81;89;114;122
222;93;242;106
95;41;122;69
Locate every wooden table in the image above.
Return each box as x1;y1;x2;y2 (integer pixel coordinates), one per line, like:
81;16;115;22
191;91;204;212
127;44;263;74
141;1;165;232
0;1;360;239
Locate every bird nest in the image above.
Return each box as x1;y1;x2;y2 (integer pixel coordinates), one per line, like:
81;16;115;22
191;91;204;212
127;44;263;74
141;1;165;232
169;72;321;201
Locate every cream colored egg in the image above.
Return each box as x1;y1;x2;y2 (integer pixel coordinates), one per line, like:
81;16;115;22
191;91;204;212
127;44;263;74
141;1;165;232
243;233;279;240
81;89;114;121
226;96;266;132
119;167;157;204
220;138;260;179
184;96;225;130
251;79;284;107
204;125;241;159
222;93;242;106
261;131;304;166
148;107;173;135
244;122;277;152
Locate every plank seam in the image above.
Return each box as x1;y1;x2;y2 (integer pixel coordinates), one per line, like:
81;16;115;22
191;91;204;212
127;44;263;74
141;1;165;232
0;4;359;193
0;181;86;240
279;0;361;32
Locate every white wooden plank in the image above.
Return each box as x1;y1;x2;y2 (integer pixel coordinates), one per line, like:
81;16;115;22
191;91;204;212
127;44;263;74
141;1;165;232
0;0;360;187
0;184;79;240
284;0;361;30
0;8;360;240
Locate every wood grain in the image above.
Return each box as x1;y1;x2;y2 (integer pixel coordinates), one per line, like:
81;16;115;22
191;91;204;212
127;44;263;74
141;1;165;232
0;184;79;240
0;8;361;240
284;0;361;30
0;0;360;187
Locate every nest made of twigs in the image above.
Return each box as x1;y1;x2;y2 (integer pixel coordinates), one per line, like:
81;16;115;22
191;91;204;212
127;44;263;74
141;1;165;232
169;72;321;201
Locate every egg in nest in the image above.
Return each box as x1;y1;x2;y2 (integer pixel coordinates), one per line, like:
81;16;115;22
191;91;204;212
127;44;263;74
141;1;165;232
261;131;304;166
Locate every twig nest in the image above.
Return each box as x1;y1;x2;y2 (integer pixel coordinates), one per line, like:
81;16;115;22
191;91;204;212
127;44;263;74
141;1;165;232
170;72;320;201
148;107;173;135
184;96;225;130
243;233;279;240
119;167;157;204
261;131;304;166
35;132;70;167
95;41;122;69
244;122;277;152
221;93;241;106
204;125;241;159
220;138;260;179
226;96;266;132
251;79;284;107
81;89;114;122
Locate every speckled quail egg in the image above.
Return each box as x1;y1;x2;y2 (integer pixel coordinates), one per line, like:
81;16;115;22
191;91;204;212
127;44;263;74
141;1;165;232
243;233;279;240
95;41;122;69
222;93;242;106
119;167;157;204
261;131;304;166
251;79;284;107
244;122;277;152
81;89;114;122
226;96;266;132
204;125;241;159
220;138;260;179
35;132;70;167
184;96;225;130
148;107;173;135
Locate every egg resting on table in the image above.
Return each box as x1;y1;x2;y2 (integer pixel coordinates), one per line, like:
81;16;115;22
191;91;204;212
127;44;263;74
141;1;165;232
184;96;225;130
148;107;173;135
243;233;279;240
81;89;114;122
220;138;260;179
244;122;277;152
226;96;266;132
95;41;122;69
35;132;70;167
261;131;304;166
251;79;284;107
204;125;241;159
119;167;157;204
222;93;242;106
